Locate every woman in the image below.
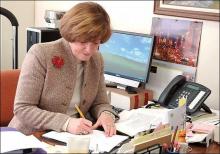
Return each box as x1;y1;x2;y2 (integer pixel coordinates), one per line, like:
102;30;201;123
9;2;117;137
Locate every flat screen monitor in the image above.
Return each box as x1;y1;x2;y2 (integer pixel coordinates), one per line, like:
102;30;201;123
99;30;155;88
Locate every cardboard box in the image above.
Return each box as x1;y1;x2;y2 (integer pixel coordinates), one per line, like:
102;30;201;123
106;87;153;110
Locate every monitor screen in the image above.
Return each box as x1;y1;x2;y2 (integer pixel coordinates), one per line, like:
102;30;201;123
99;30;155;88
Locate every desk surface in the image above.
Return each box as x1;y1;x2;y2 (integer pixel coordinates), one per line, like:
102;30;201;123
33;131;220;154
189;143;220;154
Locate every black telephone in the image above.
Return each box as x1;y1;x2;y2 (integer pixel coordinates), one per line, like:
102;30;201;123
157;75;212;115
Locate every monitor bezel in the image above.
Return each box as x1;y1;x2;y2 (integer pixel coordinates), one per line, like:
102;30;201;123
100;30;155;87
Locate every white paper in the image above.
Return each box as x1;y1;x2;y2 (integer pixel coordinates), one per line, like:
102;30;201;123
115;108;170;136
167;104;186;131
1;131;44;153
90;130;128;152
186;133;208;143
42;130;128;152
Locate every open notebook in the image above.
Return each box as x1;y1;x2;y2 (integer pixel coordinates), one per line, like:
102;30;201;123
43;130;128;152
115;106;186;136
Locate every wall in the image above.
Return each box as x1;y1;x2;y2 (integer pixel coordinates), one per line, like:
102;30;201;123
1;1;35;69
35;1;220;110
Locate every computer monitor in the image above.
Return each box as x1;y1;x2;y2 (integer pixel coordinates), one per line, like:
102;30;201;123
99;30;155;88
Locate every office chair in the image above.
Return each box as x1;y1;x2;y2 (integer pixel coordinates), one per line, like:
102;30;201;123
0;69;20;126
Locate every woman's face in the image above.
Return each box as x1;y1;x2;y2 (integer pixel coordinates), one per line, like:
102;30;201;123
69;41;100;61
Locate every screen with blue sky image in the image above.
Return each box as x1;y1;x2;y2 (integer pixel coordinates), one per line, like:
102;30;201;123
99;30;154;83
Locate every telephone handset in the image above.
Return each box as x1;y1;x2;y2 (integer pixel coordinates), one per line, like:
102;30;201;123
157;75;212;115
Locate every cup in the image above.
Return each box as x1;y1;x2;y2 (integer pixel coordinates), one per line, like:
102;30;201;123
166;150;179;154
67;135;90;153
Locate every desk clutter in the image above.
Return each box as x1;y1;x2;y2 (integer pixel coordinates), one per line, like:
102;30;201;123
117;124;172;153
185;109;219;147
115;104;186;137
1;106;219;153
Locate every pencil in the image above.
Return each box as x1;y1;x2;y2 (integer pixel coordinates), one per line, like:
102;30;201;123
75;104;85;118
171;126;178;151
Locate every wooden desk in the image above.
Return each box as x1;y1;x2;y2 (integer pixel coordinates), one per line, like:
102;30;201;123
189;142;220;154
34;131;220;153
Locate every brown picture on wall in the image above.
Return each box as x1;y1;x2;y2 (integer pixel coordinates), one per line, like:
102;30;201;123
151;17;203;67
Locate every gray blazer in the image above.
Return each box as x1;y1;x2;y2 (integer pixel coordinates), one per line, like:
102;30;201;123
9;38;114;135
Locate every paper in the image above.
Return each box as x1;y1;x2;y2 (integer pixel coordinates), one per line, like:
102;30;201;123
117;142;134;153
115;106;187;136
42;130;128;152
1;130;44;153
41;142;68;153
186;133;207;143
167;104;186;131
190;122;215;134
115;108;170;136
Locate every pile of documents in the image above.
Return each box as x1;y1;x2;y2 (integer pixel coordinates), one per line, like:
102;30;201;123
115;105;186;136
186;109;219;146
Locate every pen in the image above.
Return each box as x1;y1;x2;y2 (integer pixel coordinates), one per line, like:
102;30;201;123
75;104;85;118
171;126;178;151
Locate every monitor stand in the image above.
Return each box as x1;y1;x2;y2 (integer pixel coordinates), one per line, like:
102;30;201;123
105;80;118;88
125;86;137;94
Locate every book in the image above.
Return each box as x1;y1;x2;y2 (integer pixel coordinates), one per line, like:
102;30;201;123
115;105;186;136
115;108;170;137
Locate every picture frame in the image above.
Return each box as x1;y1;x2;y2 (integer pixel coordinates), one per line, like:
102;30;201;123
154;0;219;21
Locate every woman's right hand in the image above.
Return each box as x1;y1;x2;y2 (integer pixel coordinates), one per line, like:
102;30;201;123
66;118;93;134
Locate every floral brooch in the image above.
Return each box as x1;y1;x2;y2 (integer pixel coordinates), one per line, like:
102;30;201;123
52;56;64;68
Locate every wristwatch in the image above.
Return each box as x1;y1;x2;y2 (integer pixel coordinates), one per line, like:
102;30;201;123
102;111;116;122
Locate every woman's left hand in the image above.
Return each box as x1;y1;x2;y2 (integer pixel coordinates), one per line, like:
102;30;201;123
92;111;116;137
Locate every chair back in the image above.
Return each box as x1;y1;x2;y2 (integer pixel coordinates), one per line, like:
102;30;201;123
0;69;20;126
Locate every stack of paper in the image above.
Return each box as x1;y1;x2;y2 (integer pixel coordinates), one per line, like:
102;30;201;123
115;105;187;136
42;130;128;152
115;108;170;136
1;127;45;153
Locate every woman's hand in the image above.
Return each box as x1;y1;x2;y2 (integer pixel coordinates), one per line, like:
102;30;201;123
92;111;116;137
67;118;93;135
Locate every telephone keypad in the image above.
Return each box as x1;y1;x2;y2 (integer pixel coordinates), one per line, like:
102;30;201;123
168;87;200;108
